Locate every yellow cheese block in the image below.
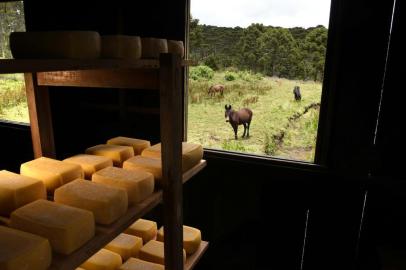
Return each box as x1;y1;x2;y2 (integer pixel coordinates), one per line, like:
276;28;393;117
141;142;203;171
105;233;143;261
119;258;164;270
0;170;46;216
92;167;154;205
20;157;84;192
107;136;151;155
123;156;162;185
101;35;142;59
10;31;101;59
54;179;128;225
167;40;185;58
139;240;186;265
0;225;51;270
85;144;134;167
63;154;113;180
157;225;201;255
81;249;122;270
141;37;168;59
10;199;95;254
125;219;157;244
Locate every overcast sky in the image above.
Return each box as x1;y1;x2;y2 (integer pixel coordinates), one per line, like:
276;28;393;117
191;0;331;28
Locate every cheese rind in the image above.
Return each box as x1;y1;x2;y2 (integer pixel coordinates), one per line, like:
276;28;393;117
63;154;113;180
139;240;186;265
119;258;164;270
10;31;101;59
123;156;162;185
10;199;95;254
141;38;168;59
167;40;185;58
0;225;52;270
157;225;202;255
92;167;154;205
80;249;122;270
85;144;134;167
54;179;128;225
0;170;46;216
141;142;203;172
107;136;151;155
101;35;142;59
20;157;84;192
105;233;143;261
125;219;157;244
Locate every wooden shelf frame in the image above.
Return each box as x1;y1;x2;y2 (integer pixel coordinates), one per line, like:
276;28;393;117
0;54;206;270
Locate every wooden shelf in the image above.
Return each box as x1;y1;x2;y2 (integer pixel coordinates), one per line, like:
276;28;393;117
0;58;194;74
47;160;206;270
185;241;209;270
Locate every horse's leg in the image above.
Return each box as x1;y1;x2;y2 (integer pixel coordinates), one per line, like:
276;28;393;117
242;123;247;138
247;121;251;137
233;125;238;140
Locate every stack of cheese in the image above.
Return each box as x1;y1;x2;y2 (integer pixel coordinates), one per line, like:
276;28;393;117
123;142;203;185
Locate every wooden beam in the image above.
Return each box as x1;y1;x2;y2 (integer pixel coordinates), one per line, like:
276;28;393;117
160;53;184;270
37;69;159;89
24;73;55;158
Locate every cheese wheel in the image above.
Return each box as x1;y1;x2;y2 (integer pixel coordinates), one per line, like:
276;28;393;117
10;199;95;255
85;144;134;167
20;157;84;192
123;156;162;185
107;136;151;155
54;179;128;225
105;233;143;261
157;225;201;255
125;219;157;244
63;154;113;180
80;249;122;270
101;35;142;59
167;40;184;58
139;240;186;265
9;31;101;59
0;225;51;270
92;166;154;205
141;38;168;59
0;170;46;216
119;258;164;270
141;142;203;172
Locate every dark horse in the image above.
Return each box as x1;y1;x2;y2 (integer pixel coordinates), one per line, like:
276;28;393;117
225;104;253;139
293;86;302;101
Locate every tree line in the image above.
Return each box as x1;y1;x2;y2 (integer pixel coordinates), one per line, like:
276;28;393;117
0;1;25;59
190;18;328;81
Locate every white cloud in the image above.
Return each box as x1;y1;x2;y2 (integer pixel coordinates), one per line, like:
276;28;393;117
191;0;331;28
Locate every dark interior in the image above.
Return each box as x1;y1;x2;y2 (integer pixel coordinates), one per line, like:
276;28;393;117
0;0;405;269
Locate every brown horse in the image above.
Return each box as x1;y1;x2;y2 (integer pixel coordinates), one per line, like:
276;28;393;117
208;84;225;97
225;104;253;139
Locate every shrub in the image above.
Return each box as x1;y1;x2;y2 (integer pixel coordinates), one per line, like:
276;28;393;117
224;71;238;81
242;96;259;107
264;133;277;155
222;140;246;152
189;65;214;81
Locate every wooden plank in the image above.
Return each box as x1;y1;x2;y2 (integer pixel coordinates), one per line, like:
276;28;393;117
24;73;56;158
160;53;184;270
183;160;206;183
0;59;159;74
0;58;193;74
185;241;209;270
37;69;159;89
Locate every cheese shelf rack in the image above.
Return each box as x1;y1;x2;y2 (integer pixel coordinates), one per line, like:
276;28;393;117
0;54;207;270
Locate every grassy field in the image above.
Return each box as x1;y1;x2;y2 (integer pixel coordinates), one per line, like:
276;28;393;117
187;70;322;162
0;74;29;123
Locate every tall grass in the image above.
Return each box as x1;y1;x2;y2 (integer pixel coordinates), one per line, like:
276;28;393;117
0;74;29;122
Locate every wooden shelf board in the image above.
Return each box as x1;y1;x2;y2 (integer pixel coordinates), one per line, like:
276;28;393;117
48;160;206;270
0;58;193;74
185;241;209;270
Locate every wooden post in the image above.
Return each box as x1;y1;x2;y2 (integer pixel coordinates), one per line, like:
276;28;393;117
160;53;184;270
24;73;56;158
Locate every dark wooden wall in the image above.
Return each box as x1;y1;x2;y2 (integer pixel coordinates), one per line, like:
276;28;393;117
0;0;403;269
